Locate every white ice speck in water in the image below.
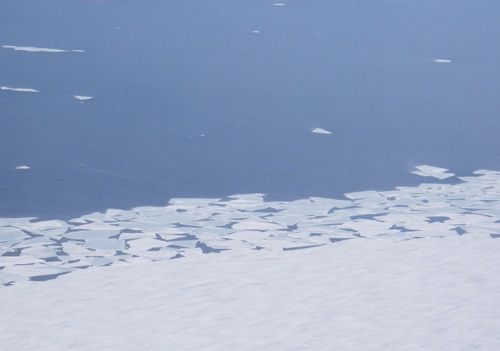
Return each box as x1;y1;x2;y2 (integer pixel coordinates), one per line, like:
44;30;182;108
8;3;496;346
71;49;86;53
15;166;30;170
252;30;261;34
311;128;332;135
273;3;286;6
74;95;93;101
1;86;39;93
434;59;452;63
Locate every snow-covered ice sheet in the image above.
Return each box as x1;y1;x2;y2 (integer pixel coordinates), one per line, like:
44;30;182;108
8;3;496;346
1;236;499;350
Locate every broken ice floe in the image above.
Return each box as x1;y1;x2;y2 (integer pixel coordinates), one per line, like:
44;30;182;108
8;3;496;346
15;166;31;170
2;45;84;53
311;128;332;135
273;3;286;5
74;95;93;101
411;165;455;179
3;166;500;286
1;86;39;93
434;59;452;63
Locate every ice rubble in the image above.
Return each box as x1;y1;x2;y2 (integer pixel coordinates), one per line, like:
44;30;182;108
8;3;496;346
2;166;500;285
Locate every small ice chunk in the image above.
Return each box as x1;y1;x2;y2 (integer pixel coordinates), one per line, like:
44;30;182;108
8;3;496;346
1;86;39;93
434;59;452;63
252;30;261;34
71;49;86;53
273;3;286;5
74;95;93;101
311;128;332;135
15;165;30;170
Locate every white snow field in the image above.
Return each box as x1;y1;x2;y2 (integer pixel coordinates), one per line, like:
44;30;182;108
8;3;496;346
1;166;500;349
1;236;499;351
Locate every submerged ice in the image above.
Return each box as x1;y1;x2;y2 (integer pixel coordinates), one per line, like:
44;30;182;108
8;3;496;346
2;167;500;286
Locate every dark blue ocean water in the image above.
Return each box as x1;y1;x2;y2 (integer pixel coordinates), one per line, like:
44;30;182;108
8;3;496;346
1;0;500;219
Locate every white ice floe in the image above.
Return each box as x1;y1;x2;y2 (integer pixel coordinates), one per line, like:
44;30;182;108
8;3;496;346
0;227;30;242
74;95;93;101
273;3;286;5
1;86;39;93
2;45;84;53
252;30;261;34
311;127;332;135
411;165;455;179
434;59;452;63
14;166;30;170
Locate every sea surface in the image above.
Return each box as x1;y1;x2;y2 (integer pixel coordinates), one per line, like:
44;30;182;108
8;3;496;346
2;0;500;219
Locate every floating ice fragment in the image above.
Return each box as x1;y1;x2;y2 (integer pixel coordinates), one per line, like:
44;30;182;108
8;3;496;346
71;50;85;53
74;95;93;101
411;165;454;179
434;59;452;63
1;86;39;93
15;166;30;170
252;30;261;34
311;128;332;135
273;3;286;5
